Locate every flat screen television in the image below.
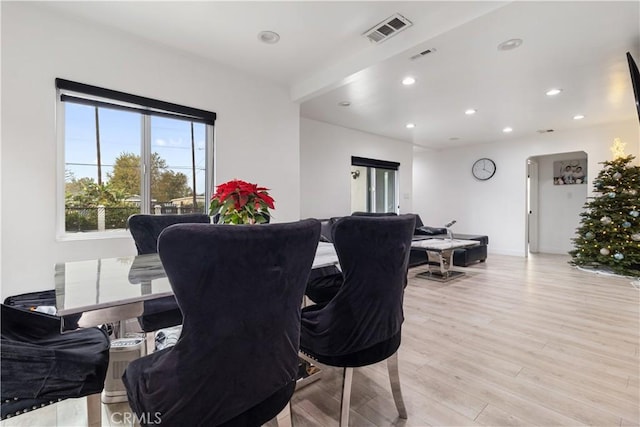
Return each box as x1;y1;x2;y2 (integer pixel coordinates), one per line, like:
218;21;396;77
627;52;640;123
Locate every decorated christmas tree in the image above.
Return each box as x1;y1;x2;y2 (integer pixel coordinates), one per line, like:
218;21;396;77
569;140;640;277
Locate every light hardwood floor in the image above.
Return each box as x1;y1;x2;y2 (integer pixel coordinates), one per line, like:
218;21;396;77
3;253;638;426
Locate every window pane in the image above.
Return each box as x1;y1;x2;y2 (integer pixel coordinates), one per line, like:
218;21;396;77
374;168;396;213
61;86;214;236
150;117;206;214
350;164;397;214
64;104;141;232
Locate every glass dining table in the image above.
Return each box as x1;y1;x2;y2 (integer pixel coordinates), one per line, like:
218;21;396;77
54;241;339;333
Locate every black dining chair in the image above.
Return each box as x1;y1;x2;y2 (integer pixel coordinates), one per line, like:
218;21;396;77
3;290;57;309
350;211;398;217
305;211;407;306
123;219;320;426
299;214;415;426
305;218;343;305
1;304;110;424
126;213;211;349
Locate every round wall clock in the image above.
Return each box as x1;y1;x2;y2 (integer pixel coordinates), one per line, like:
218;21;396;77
472;158;496;180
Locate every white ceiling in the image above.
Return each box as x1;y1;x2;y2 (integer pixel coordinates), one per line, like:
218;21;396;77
42;1;640;150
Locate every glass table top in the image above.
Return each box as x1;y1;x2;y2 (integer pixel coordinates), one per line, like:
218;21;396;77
53;242;338;331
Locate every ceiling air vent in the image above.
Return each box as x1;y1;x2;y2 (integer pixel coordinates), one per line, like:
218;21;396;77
363;13;412;44
410;48;437;61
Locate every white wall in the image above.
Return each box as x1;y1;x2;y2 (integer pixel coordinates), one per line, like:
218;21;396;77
532;151;588;254
413;120;640;256
350;165;367;213
0;3;300;298
300;118;413;218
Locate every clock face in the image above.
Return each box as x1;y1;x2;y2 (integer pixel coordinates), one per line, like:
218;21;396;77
472;158;496;180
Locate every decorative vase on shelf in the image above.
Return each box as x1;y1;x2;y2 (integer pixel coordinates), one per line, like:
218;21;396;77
209;179;275;225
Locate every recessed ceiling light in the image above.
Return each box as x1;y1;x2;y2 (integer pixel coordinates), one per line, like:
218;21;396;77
258;31;280;44
465;109;477;115
503;127;513;133
338;101;351;107
406;123;416;129
402;77;416;86
546;88;562;96
449;137;460;141
573;114;585;120
497;38;523;51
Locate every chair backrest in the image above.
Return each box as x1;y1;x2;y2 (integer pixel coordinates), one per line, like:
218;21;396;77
1;304;110;415
138;219;320;424
318;217;341;243
351;211;398;217
302;215;415;358
127;213;211;254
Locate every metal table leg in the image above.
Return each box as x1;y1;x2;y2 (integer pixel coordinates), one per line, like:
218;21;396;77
416;249;466;282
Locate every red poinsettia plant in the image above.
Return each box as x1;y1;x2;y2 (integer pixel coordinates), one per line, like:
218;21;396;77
209;179;275;224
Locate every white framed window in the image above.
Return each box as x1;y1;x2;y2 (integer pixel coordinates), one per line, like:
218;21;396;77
350;156;399;214
56;79;215;238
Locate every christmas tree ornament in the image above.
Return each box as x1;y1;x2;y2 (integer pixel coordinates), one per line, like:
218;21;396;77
622;221;631;228
614;252;624;260
600;248;610;256
608;192;616;198
632;233;640;241
613;172;622;179
630;210;639;217
600;216;612;225
585;232;595;240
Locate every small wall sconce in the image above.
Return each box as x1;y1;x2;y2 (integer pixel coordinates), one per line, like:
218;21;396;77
351;170;360;179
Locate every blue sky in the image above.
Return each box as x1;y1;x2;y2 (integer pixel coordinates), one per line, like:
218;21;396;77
65;103;207;195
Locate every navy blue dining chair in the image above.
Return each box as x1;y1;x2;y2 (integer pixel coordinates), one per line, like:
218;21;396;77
299;214;415;426
123;219;320;426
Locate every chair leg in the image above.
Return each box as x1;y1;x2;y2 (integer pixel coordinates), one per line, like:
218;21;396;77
86;393;102;427
145;331;155;354
340;367;354;427
274;402;292;427
387;352;407;419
